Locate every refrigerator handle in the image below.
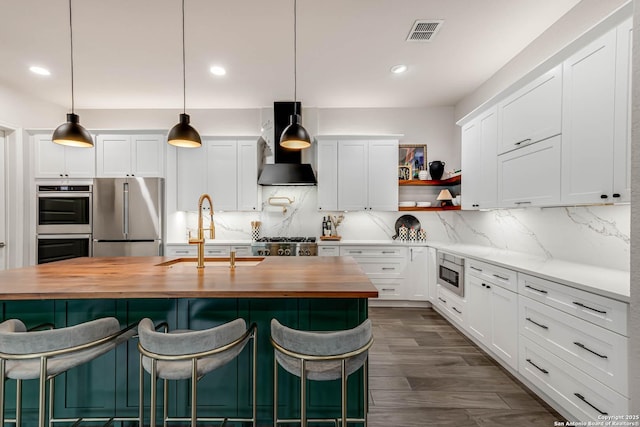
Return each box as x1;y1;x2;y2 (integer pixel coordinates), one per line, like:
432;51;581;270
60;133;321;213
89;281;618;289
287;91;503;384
123;182;129;238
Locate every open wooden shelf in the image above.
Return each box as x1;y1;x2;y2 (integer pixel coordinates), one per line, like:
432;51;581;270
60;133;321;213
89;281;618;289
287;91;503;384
398;175;461;186
398;205;461;212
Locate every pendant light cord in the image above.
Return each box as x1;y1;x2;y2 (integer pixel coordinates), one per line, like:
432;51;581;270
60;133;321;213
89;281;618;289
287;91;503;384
293;0;298;116
181;0;186;115
68;0;75;114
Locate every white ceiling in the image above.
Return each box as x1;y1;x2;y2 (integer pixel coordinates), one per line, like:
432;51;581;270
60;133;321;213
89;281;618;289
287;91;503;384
0;0;582;110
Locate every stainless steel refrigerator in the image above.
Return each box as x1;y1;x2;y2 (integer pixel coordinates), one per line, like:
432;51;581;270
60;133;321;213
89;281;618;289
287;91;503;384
92;178;164;257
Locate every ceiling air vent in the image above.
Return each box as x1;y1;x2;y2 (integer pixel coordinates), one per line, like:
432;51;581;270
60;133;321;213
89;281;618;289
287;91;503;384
406;20;444;42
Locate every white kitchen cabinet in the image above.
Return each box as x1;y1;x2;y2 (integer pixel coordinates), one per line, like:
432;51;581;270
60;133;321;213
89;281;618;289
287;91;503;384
96;134;164;178
318;245;339;256
427;247;438;303
176;145;207;211
34;134;95;178
461;106;498;209
316;139;338;211
340;245;407;300
176;138;261;212
436;285;466;327
337;139;398;211
613;18;632;202
498;65;562;154
561;28;617;204
498;135;561;208
207;140;238;211
466;261;518;370
405;246;428;301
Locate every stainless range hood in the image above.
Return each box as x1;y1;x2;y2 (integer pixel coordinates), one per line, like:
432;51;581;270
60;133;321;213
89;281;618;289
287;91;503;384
258;102;316;186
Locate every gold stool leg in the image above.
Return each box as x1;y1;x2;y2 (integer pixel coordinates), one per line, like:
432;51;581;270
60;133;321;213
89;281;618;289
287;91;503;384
191;359;197;427
139;353;144;427
252;330;257;427
48;377;55;427
0;360;5;427
341;360;347;427
163;379;168;427
38;357;47;427
15;379;22;427
273;352;278;427
150;358;157;427
364;361;369;426
300;359;306;427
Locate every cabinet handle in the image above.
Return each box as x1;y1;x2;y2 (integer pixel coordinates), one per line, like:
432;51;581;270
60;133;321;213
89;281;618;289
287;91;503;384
573;342;607;359
175;250;190;254
514;138;532;146
485;285;491;289
526;358;549;374
493;274;509;281
612;193;621;198
600;194;608;199
382;251;395;254
470;266;483;272
514;201;532;205
526;317;549;330
349;251;363;254
381;267;395;271
525;285;548;294
574;393;608;416
59;174;64;177
452;307;462;314
381;288;395;292
0;242;5;248
438;297;447;304
573;301;606;315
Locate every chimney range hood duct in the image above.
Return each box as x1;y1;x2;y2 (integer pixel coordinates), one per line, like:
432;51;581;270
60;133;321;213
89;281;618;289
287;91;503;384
258;102;317;186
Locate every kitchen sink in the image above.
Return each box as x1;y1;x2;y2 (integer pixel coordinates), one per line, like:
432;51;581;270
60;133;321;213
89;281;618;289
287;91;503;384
156;257;264;267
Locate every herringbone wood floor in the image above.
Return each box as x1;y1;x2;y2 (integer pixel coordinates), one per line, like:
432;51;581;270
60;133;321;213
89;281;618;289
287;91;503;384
367;306;564;426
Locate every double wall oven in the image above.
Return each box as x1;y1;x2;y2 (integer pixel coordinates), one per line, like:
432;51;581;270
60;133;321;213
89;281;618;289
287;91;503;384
36;184;92;264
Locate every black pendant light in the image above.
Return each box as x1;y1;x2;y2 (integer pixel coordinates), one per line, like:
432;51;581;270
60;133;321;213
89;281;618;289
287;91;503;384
279;0;311;150
168;0;202;148
52;0;93;148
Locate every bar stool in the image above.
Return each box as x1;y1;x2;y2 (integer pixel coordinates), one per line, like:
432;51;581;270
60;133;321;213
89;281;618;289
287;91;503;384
137;317;257;427
0;317;137;427
270;318;373;427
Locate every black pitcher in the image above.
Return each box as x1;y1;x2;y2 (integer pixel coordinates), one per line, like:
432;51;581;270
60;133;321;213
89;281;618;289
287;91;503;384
429;161;445;180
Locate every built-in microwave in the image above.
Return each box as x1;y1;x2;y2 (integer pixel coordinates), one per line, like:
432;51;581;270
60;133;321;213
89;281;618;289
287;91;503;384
36;185;92;234
437;251;465;297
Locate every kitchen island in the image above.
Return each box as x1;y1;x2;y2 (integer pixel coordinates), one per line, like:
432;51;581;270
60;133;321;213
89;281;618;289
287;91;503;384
0;256;377;424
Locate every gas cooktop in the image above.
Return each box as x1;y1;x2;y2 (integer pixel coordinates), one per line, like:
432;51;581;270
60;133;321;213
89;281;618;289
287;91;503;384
254;237;316;243
251;237;318;256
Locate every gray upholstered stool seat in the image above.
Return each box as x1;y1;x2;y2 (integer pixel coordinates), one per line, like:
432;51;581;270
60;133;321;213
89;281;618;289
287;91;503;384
137;317;257;427
270;318;373;427
0;317;137;427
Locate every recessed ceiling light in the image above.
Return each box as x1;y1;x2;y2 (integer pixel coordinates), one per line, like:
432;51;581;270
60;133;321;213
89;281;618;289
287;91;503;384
29;66;51;76
390;64;408;74
210;66;226;76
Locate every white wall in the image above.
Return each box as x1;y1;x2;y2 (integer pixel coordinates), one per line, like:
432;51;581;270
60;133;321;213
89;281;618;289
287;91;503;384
0;85;65;129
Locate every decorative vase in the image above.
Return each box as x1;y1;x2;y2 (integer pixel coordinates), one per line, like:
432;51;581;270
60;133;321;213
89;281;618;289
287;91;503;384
428;161;445;180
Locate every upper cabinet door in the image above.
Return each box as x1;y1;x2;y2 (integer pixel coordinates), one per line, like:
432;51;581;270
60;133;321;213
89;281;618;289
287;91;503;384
34;134;95;178
561;28;617;205
461;119;480;209
206;140;237;211
613;18;632;202
338;140;368;211
498;65;562;154
316;139;338;211
368;139;398;211
236;139;261;212
96;135;132;177
176;145;207;211
131;135;164;177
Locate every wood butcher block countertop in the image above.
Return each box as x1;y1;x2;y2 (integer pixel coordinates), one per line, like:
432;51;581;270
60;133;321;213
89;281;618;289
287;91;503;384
0;256;378;300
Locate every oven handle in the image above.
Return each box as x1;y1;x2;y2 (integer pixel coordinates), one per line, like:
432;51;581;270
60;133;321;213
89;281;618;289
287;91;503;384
37;234;93;239
36;192;92;198
123;182;129;238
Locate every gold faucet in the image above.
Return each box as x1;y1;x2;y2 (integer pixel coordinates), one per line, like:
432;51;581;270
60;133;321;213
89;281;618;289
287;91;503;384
188;194;215;268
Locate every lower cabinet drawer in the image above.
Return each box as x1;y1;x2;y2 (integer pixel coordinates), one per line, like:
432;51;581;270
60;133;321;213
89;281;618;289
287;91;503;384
165;245;196;256
519;336;628;421
436;285;466;327
204;246;230;257
353;257;406;278
230;245;251;257
520;296;628;396
371;279;404;300
318;245;339;256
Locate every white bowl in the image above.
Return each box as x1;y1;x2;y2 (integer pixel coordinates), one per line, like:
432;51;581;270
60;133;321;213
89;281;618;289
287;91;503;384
416;202;432;208
399;201;417;207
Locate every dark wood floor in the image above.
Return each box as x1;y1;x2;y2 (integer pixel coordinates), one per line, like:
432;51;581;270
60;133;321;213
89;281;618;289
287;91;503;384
367;306;564;427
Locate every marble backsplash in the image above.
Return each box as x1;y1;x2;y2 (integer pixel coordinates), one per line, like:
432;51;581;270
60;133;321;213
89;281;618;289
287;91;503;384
168;186;630;272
